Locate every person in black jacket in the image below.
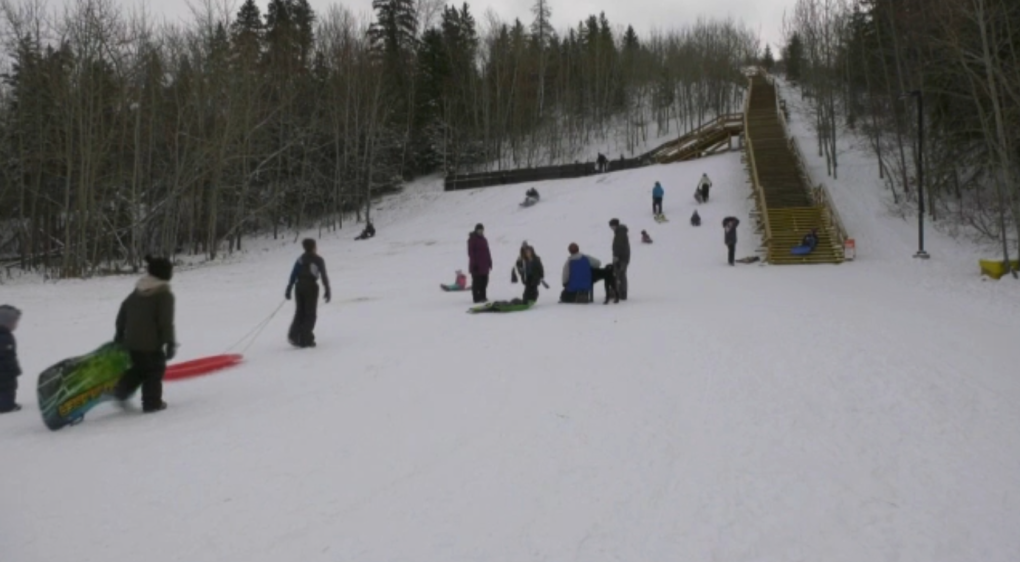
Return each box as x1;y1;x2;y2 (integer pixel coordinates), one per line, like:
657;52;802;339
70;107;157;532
114;256;177;413
723;217;740;265
0;305;22;413
514;244;545;302
286;238;332;348
609;218;631;300
355;222;376;240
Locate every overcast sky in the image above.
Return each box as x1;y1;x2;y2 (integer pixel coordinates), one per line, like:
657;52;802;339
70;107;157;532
63;0;791;50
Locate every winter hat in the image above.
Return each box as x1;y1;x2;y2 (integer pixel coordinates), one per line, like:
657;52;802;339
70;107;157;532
0;305;21;330
144;255;173;281
568;243;579;255
609;218;620;227
475;223;484;233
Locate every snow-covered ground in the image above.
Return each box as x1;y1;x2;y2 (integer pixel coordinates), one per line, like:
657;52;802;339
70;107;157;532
3;147;1019;561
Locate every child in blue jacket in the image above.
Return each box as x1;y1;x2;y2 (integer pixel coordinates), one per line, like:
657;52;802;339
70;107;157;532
652;181;665;215
0;305;22;413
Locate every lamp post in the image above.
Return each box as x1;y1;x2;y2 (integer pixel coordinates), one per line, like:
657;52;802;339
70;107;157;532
909;90;930;259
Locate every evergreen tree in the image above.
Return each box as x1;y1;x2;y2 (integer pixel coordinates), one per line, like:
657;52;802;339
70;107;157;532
762;44;775;71
782;33;803;82
230;0;263;68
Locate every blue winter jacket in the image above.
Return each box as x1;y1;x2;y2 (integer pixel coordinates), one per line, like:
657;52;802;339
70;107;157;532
563;254;600;291
652;183;664;198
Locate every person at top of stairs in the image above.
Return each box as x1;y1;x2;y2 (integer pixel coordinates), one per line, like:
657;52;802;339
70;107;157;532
652;181;664;215
697;173;713;202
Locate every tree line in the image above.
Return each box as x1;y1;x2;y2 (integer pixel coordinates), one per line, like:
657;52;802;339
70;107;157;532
777;0;1020;268
0;0;757;278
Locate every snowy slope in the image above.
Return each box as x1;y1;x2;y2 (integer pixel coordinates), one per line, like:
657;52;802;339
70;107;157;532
3;152;1020;562
776;79;1020;299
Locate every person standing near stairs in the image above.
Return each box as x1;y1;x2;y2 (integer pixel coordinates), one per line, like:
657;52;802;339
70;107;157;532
722;217;740;266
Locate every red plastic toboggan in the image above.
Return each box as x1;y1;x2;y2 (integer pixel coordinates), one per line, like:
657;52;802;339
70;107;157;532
165;354;243;381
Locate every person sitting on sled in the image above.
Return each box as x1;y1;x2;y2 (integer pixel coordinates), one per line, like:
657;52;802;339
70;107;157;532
355;222;376;240
641;230;653;244
521;188;540;207
454;270;468;290
690;210;701;226
801;229;819;250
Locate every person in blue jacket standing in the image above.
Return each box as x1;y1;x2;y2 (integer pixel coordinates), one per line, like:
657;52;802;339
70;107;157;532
652;181;664;215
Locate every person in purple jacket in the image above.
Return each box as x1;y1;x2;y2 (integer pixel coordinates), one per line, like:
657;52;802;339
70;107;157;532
467;223;493;303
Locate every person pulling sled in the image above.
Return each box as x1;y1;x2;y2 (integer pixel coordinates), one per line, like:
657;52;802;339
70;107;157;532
641;230;653;244
113;256;178;413
286;238;331;348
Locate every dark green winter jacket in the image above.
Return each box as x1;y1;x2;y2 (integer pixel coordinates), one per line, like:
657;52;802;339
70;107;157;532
115;276;176;352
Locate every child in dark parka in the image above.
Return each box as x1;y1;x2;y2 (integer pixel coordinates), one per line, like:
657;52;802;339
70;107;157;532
0;304;23;413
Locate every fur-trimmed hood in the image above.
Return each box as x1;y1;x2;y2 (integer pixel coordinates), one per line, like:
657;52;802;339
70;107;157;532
135;275;171;296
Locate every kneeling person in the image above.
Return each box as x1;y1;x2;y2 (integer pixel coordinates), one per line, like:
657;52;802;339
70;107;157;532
560;243;601;303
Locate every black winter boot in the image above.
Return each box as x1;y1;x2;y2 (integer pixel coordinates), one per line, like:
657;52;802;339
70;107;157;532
143;401;167;413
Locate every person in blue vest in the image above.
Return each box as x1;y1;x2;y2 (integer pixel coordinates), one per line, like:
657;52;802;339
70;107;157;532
652;181;664;215
560;243;601;303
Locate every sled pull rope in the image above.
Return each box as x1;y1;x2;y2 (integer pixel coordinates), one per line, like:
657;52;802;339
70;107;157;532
224;300;286;354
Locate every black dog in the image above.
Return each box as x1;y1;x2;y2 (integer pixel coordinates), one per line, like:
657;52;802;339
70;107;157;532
591;265;618;304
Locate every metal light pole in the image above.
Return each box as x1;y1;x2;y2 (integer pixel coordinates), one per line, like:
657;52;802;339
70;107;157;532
910;90;930;259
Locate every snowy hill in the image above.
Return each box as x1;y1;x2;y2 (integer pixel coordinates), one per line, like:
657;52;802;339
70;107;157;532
3;152;1020;562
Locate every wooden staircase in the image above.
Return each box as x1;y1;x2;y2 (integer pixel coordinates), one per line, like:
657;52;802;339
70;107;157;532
744;73;844;265
652;114;744;164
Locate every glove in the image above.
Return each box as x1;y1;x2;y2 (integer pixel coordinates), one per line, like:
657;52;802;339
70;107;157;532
324;291;331;303
164;343;178;361
285;287;292;300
